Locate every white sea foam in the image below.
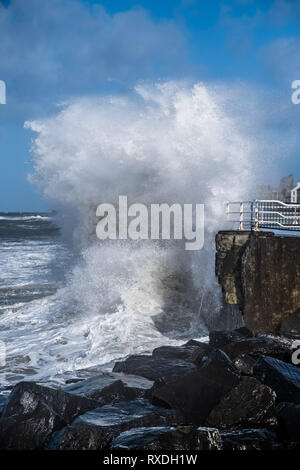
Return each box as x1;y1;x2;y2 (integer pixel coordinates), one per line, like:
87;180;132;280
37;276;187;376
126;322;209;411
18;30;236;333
0;215;50;221
0;81;257;386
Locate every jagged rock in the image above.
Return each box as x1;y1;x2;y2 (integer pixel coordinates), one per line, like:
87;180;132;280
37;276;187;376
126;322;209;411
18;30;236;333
111;426;223;450
184;339;208;347
233;354;256;375
254;356;300;403
276;402;300;441
221;337;291;363
113;354;195;381
207;377;276;429
152;342;211;364
187;342;213;366
188;348;212;367
203;348;240;373
209;327;253;349
0;381;99;449
47;398;184;450
151;350;240;424
235;326;255;338
221;429;280;450
112;342;213;382
0;394;8;418
64;372;153;403
280;309;300;338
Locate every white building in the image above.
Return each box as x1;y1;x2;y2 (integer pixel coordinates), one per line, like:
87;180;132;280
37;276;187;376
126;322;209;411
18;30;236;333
291;181;300;203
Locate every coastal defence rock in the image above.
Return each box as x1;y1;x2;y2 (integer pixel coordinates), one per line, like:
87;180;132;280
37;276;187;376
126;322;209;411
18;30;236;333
47;399;184;450
221;337;291;363
113;355;196;381
209;327;253;349
0;394;8;418
0;381;99;450
220;429;280;450
276;402;300;442
254;356;300;404
111;426;223;450
233;354;256;376
3;327;300;450
216;230;300;334
207;377;276;429
151;350;240;424
63;372;153;404
112;341;211;381
152;342;212;363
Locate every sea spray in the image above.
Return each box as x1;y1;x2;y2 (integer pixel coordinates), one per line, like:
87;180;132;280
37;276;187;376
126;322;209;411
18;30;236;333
0;81;254;383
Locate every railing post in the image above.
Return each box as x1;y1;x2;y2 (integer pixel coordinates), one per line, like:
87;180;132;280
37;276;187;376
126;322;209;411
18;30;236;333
226;202;229;220
239;202;244;230
293;207;298;225
254;201;259;231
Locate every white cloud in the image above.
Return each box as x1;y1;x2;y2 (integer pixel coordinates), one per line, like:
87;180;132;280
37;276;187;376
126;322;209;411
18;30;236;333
0;0;188;121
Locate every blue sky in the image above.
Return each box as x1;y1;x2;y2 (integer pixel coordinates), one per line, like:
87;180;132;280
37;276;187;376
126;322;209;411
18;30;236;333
0;0;300;211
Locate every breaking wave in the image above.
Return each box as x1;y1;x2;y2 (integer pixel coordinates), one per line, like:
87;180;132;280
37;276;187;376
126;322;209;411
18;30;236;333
3;80;255;382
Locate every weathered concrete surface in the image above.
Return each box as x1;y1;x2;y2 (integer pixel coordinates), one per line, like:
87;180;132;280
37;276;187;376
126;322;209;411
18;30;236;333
215;231;253;305
216;231;300;334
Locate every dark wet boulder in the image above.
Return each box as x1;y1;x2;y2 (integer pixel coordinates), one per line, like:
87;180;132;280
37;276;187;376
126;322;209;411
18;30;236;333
276;402;300;441
111;426;222;450
188;343;213;366
151;350;240;424
47;398;184;450
235;326;255;337
203;348;240;373
113;354;195;381
221;429;280;450
280;309;300;339
233;354;256;376
254;356;300;403
0;394;8;418
63;372;153;404
0;381;99;450
112;341;214;380
207;377;276;429
152;342;211;364
184;339;208;347
221;337;291;363
209;327;253;349
48;422;112;451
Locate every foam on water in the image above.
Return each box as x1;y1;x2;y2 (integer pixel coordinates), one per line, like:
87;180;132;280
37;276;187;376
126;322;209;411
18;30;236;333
0;215;50;221
0;82;257;387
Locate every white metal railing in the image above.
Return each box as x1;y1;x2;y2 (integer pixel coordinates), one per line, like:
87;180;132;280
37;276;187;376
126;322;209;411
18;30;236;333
226;200;300;231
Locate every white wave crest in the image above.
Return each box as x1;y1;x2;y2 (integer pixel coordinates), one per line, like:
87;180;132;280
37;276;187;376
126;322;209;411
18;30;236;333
15;81;257;378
